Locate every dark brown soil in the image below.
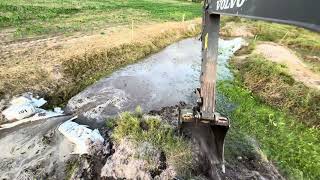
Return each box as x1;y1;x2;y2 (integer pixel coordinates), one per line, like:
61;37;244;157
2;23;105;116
148;103;284;180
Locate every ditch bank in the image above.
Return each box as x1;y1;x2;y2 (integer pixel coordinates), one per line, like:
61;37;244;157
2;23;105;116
0;19;201;110
225;41;320;179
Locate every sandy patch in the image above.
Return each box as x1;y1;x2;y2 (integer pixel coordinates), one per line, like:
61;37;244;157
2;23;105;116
220;21;254;38
255;42;320;90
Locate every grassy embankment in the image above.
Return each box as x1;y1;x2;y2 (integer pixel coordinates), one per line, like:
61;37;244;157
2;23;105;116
48;23;201;106
220;19;320;179
0;0;201;39
0;0;202;106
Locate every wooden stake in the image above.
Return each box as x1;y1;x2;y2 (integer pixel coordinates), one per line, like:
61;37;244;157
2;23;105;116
131;19;134;41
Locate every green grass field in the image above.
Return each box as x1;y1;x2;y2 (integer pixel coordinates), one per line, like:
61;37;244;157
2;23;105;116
0;0;201;38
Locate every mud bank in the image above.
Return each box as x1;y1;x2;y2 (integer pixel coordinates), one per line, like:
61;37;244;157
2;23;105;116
65;37;282;179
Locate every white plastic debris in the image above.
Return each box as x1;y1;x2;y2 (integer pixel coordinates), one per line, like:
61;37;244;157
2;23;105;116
0;93;64;130
2;103;37;121
58;117;104;155
2;94;48;121
54;107;64;114
9;96;30;106
0;109;64;130
30;97;47;108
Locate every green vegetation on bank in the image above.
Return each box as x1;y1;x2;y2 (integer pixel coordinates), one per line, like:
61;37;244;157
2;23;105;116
0;0;201;38
108;108;193;176
231;54;320;127
226;18;320;72
223;29;320;178
65;158;80;180
218;81;320;179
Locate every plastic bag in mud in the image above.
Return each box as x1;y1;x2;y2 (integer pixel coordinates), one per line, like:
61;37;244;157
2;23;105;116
2;104;37;121
58;117;104;155
1;96;46;121
2;96;47;121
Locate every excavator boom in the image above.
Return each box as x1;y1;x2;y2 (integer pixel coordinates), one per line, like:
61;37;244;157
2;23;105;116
179;0;320;176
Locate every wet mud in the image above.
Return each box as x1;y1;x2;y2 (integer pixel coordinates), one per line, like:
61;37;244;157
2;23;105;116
150;104;284;180
0;116;74;179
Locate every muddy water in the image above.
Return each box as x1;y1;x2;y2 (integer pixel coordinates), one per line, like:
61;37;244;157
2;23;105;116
0;37;245;179
67;37;245;125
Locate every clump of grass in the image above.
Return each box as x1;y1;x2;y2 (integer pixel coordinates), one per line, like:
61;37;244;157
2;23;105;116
234;39;256;56
65;158;80;180
218;81;320;179
109;108;193;176
231;54;320;127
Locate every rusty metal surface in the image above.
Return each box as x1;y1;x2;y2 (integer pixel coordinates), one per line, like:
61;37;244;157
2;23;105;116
200;3;220;120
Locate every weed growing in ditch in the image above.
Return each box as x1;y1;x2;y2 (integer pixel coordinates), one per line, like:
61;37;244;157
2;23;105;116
218;81;320;179
108;108;193;177
65;158;80;180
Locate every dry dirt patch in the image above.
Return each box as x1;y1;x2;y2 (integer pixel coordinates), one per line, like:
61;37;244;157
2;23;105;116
255;42;320;90
220;21;255;38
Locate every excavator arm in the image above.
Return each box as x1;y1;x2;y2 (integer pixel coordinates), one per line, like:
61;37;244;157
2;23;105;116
179;0;320;175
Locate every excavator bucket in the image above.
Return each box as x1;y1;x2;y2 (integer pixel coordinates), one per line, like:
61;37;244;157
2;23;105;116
179;109;229;175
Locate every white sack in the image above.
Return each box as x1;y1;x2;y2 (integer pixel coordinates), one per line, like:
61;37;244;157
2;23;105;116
0;94;63;130
1;95;47;121
58;117;104;155
2;103;37;121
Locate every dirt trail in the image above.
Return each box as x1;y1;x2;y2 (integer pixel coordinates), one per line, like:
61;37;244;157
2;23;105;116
255;42;320;90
